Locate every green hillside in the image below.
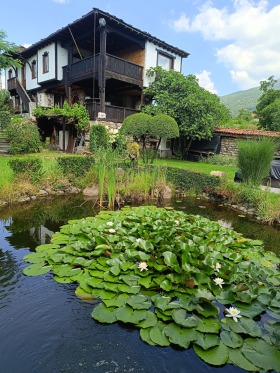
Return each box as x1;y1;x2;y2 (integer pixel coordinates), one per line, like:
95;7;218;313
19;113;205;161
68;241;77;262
220;79;280;117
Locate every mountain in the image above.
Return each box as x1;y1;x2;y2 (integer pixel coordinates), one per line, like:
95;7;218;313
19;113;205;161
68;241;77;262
220;79;280;117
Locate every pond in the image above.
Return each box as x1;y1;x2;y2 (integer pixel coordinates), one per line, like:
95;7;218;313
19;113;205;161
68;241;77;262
0;195;279;373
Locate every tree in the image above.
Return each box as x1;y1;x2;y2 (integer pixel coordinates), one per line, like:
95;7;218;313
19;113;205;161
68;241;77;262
0;30;21;69
143;67;230;141
256;76;280;131
120;112;179;163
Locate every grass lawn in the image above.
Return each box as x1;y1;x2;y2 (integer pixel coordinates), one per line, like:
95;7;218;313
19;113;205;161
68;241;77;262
155;158;238;181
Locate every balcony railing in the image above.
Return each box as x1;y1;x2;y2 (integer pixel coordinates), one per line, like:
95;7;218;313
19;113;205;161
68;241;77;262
86;102;140;122
64;54;143;84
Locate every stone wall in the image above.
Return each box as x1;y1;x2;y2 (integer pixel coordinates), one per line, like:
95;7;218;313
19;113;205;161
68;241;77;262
219;137;238;156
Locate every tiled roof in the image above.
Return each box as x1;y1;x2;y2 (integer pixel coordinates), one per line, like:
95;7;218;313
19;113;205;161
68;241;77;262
214;128;280;137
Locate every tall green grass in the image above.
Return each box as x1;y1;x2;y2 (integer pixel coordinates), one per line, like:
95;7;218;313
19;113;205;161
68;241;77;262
237;137;277;186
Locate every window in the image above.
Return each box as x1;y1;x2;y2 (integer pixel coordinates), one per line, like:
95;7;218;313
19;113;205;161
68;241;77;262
42;52;49;74
157;51;174;71
8;69;13;79
31;60;37;79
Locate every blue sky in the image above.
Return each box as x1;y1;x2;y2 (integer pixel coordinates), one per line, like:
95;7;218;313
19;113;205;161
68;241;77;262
1;0;280;96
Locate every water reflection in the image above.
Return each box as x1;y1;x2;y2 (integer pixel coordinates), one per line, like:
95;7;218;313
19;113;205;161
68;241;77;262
1;195;279;373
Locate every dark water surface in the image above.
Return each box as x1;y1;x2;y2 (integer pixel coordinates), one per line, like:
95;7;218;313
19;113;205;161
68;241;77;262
0;195;279;373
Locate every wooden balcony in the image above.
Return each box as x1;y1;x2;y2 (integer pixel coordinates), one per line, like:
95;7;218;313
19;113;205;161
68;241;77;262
86;102;140;122
63;53;143;86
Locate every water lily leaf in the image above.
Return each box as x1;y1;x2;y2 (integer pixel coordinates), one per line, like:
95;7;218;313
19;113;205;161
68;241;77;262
138;276;153;288
221;317;262;337
267;308;280;320
155;309;172;322
118;284;141;294
87;277;104;289
195;301;219;318
228;348;257;371
35;243;61;252
194;342;228;365
126;295;151;310
235;291;256;304
234;301;265;318
220;331;243;348
162;251;180;272
172;309;198;328
119;274;139;286
140;327;156;345
116;305;147;324
257;292;271;306
152;295;171;311
119;261;133;271
193;289;214;301
72;257;92;267
53;265;82;278
22;263;52;276
103;282;119;292
194;332;221;351
149;321;170;346
196;317;221;333
91;303;118;324
75;286;95;301
95;235;109;245
160;279;172;291
164;323;196;348
88;270;105;279
103;272;119;283
23;252;47;264
138;311;158;328
54;276;73;284
242;338;280;371
91;289;116;300
103;294;130;308
215;290;236;305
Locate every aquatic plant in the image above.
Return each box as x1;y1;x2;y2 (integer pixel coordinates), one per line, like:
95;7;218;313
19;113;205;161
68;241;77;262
23;206;280;372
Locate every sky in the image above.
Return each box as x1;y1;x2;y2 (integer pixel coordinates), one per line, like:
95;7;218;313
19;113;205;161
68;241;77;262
1;0;280;96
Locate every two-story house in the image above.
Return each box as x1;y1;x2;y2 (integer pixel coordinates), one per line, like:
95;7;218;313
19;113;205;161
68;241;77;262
6;8;188;150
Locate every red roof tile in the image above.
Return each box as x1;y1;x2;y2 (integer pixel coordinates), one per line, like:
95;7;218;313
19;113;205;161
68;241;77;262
214;128;280;137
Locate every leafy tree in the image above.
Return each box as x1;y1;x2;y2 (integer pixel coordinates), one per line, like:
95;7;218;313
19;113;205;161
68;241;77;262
121;112;179;163
143;67;230;141
0;30;21;69
256;76;280;131
0;89;12;129
89;124;109;152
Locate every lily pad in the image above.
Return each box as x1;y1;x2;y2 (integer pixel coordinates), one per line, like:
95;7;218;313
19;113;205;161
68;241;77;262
164;323;196;348
194;342;229;365
91;303;118;324
149;321;170;346
242;338;280;371
22;263;52;276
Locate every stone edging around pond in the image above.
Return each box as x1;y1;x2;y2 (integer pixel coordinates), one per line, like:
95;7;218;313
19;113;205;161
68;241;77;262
1;184;278;227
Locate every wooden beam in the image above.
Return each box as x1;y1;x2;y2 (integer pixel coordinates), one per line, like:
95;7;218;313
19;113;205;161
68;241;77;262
99;25;107;113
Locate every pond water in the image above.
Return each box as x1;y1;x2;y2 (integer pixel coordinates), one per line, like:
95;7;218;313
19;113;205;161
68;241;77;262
0;195;279;373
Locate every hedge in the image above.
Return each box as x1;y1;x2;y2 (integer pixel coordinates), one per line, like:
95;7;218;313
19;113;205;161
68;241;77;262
56;156;95;179
166;167;221;194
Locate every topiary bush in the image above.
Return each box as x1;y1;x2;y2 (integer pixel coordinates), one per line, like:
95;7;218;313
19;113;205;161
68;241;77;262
89;124;109;152
6;118;42;154
23;206;280;372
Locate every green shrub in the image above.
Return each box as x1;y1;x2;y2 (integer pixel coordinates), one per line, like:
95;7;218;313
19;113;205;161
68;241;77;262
237;137;277;186
8;157;43;183
6;118;42;154
0;111;11;129
89;124;109;152
56;156;95;179
200;154;237;167
166;167;221;194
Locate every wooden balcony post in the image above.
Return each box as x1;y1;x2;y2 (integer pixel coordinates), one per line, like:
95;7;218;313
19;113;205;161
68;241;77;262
98;18;107;113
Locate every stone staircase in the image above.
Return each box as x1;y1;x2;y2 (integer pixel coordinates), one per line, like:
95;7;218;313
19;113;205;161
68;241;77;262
0;129;10;153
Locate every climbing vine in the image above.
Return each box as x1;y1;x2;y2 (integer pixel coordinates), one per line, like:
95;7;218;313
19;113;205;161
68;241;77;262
33;101;90;131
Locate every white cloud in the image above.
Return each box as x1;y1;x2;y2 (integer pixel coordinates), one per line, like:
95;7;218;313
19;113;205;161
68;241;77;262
51;0;69;4
196;70;217;94
172;0;280;89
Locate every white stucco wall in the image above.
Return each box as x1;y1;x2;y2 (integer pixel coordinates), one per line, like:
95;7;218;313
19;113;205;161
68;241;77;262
37;43;56;83
57;43;68;80
26;55;40;91
143;41;182;87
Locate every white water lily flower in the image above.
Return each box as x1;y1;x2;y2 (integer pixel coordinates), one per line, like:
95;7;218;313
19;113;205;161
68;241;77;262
136;238;142;243
106;222;114;226
215;262;221;272
214;277;224;288
138;261;148;271
108;228;116;234
225;307;242;322
175;220;180;225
